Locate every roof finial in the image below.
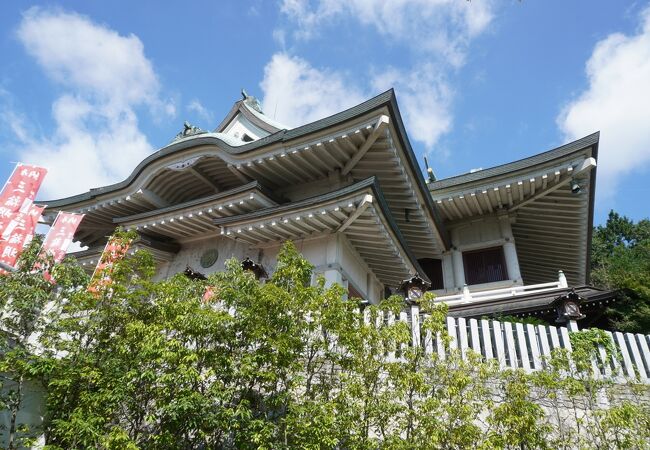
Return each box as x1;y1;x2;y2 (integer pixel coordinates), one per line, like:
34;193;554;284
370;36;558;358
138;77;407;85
424;156;436;183
240;89;263;113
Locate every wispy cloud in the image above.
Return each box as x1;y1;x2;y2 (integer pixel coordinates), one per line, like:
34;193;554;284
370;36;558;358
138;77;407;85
187;99;214;124
265;0;495;151
1;7;174;200
280;0;493;66
558;5;650;199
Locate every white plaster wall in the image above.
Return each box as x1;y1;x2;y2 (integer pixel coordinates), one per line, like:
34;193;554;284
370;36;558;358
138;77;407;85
156;233;384;302
454;217;502;248
447;215;523;290
223;114;268;141
160;235;333;281
163;237;257;278
338;234;382;303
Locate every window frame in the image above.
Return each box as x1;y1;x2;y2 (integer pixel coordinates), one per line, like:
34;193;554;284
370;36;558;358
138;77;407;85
462;246;508;285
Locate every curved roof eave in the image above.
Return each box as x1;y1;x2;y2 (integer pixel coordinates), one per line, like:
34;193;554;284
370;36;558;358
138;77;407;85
40;90;398;207
215;99;285;134
214;176;430;283
429;132;600;191
39;89;450;250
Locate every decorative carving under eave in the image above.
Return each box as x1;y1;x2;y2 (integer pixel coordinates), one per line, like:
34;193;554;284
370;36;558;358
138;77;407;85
241;257;268;280
172;121;207;142
184;266;207;281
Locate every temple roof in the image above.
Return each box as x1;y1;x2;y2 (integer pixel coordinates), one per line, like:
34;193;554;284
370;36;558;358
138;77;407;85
41;90;449;256
447;285;615;319
212;177;425;286
429;132;599;191
215;90;288;135
429;132;599;287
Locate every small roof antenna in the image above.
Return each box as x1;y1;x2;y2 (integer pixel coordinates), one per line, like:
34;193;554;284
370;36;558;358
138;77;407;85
423;156;436;183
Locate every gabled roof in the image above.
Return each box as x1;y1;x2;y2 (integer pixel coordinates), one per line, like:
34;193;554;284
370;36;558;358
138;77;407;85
215;93;286;135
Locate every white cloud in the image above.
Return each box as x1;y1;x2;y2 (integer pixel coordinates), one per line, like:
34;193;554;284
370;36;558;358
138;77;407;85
260;53;365;127
372;65;453;150
271;0;494;151
5;7;174;200
280;0;493;66
558;6;650;198
187;99;214;124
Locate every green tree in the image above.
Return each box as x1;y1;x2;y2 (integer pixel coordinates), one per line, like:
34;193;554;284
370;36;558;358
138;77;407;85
1;233;649;448
591;210;650;333
0;236;88;449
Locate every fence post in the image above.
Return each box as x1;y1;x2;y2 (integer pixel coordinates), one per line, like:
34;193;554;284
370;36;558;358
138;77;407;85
526;323;542;370
503;321;518;368
492;320;506;369
387;311;396;361
458;317;468;359
446;316;458;351
625;333;647;382
516;323;531;372
481;319;493;360
410;303;420;348
614;332;636;379
469;319;481;356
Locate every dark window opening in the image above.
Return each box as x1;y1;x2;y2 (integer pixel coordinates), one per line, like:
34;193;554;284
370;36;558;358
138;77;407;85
242;133;254;142
463;247;508;285
418;258;444;290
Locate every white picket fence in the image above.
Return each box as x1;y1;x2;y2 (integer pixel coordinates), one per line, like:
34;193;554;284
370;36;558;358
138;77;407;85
365;305;650;384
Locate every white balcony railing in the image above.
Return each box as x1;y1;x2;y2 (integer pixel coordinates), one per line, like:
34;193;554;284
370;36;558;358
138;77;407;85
434;271;569;307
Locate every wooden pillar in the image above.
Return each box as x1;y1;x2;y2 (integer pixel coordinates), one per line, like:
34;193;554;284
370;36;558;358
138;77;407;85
442;252;455;291
498;213;522;284
450;228;466;289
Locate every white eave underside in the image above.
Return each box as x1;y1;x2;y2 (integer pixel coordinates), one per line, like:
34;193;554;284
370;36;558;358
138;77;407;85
56;114;445;256
216;191;417;287
430;155;596;286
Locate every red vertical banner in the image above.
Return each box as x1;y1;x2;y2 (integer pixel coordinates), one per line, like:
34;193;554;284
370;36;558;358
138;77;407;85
0;204;45;272
87;235;133;294
0;164;47;237
40;212;85;263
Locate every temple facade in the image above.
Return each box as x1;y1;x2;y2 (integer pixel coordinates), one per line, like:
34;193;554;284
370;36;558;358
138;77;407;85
41;90;613;325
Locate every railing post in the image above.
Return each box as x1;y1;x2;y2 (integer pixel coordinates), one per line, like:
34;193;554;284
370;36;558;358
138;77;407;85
462;284;471;302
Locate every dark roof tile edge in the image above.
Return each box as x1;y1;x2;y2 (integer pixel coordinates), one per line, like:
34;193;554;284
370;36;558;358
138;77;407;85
429;132;600;191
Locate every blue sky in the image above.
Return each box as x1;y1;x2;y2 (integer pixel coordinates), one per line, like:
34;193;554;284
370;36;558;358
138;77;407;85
1;0;649;225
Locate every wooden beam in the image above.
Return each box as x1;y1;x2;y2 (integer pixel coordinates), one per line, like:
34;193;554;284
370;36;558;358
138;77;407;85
338;195;373;232
342;115;389;175
509;157;596;213
189;167;220;193
227;164;251;184
137;189;169;208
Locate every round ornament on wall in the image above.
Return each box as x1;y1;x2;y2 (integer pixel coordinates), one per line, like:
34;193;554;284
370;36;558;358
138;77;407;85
200;248;219;268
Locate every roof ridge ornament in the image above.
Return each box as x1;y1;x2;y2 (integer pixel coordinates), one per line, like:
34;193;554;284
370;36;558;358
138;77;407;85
241;88;264;114
172;121;207;142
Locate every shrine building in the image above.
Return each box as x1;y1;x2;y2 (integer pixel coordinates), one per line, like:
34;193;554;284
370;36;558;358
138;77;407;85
40;90;614;326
